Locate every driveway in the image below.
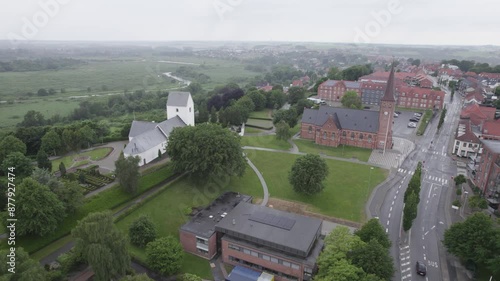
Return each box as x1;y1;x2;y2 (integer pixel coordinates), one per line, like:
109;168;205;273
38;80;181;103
91;140;128;173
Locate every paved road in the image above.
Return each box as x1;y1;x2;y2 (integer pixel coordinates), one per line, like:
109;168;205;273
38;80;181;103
245;156;269;206
369;88;470;281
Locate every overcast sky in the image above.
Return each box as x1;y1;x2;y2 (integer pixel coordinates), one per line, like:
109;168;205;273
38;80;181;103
1;0;499;45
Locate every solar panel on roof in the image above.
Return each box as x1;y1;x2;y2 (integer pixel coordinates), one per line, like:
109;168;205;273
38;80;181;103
249;211;296;230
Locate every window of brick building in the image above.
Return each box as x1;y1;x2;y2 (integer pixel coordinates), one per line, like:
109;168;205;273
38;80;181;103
351;132;355;140
308;126;312;134
331;132;335;140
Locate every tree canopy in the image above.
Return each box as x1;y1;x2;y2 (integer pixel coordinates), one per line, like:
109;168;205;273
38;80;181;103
36;149;52;171
146;236;184;276
0;135;27;163
341;91;362;109
289;154;329;195
354;218;391;249
167;123;246;181
273;108;298;128
129;215;157;248
115;154;141;194
1;152;33;179
287;86;306;105
72;211;130;281
275;120;291;141
16;178;65;236
0;247;47;280
444;213;500;270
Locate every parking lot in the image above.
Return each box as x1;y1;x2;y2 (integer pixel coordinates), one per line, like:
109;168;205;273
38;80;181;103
393;111;421;138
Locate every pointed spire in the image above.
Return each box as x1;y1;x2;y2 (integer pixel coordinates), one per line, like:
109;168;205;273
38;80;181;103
382;62;396;102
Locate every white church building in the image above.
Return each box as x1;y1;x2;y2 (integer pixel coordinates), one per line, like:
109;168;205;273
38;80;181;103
123;91;194;166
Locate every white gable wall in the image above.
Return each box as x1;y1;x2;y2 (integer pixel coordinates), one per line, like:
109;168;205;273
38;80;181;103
124;141;166;166
167;94;195;126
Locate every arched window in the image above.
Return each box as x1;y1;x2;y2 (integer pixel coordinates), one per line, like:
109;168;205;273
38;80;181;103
359;134;364;140
342;131;346;138
331;132;335;140
368;135;372;143
323;132;327;139
308;126;312;134
350;132;355;140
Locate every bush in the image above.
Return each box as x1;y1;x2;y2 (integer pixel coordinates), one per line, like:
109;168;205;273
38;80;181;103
129;215;157;248
452;199;462;208
146;236;184;276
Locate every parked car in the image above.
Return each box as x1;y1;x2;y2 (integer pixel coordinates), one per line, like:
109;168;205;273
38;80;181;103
409;118;419;122
408;122;417;128
395;111;402;115
416;261;427;276
414;112;423;117
394;113;399;117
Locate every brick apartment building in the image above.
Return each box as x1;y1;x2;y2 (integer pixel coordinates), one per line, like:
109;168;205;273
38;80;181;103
215;202;323;281
179;192;252;260
179;193;325;281
301;67;396;150
317;80;361;102
476;140;500;211
397;86;445;109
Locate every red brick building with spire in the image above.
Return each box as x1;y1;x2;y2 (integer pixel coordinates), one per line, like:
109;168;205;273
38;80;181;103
300;66;396;150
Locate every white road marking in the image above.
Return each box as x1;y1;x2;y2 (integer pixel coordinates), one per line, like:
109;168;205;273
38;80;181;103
390;207;393;212
386;228;388;233
423;246;426;250
439;221;444;224
394;195;397;200
392;200;395;205
401;262;410;266
396;190;399;194
388;213;391;218
431;225;436;230
387;220;390;226
428;183;433;198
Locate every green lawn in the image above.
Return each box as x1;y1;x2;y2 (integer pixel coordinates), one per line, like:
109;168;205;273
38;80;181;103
416;109;433;136
244;127;266;134
246;118;273;129
115;166;262;278
294;139;372;162
241;135;291;151
289;123;301;136
8;164;176;254
246;150;388;222
51;147;112;172
0;99;81;129
249;109;272;119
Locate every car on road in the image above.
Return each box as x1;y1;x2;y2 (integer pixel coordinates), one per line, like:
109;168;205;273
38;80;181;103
408;122;417;128
416;261;427;276
409;118;420;122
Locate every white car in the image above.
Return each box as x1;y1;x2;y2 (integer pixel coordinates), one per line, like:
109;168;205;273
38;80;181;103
408;122;417;128
414;112;422;117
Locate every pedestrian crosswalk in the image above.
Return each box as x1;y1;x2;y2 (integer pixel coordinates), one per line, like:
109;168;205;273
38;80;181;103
421;148;447;156
397;168;449;184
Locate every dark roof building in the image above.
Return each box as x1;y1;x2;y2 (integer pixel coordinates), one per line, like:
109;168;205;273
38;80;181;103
302;106;379;133
167;91;191;107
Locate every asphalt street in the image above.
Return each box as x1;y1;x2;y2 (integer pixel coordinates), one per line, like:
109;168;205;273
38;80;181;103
370;84;466;281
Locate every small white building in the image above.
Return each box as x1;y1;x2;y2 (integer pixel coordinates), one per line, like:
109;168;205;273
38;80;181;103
123;92;194;166
166;91;194;126
453;120;482;158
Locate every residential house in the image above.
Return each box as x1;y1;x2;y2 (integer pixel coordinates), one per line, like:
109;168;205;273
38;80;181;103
453;120;482;158
317;80;361;102
476;140;500;211
460;104;496;127
292;80;304;87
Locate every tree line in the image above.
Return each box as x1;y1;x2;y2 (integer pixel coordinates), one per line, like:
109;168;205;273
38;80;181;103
0;57;83;72
441;59;500;73
403;162;422;231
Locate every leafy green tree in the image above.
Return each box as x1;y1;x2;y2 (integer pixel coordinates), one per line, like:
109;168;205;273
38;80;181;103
444;213;500;265
454;174;466;186
41;129;62;156
115;154;140;194
18;110;45;127
341;91;362;109
59;162;67;176
16;178;65;236
468;195;488;210
295;98;314;115
349;239;394;280
495;87;500;97
0;247;47;280
146;236;184;276
275;120;291;141
179;273;202;281
37;88;48;96
341;65;373;81
0;135;27;164
266;90;286;109
273;108;298;128
167;124;246;181
438;106;447;130
403;192;419;231
1;152;33;178
129;215;157;248
289;154;329;195
196;103;209;124
72;211;130;281
246;90;266;111
209;106;218;123
287;86;306;105
36;149;52;171
327;66;342;80
79;125;96;148
355;218;391;249
62;128;82;152
313;77;328;92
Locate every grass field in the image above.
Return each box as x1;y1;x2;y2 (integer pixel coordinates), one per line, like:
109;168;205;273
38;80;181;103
249;109;272;119
294;139;372;162
51;147;113;172
246;118;274;129
241;135;291;150
416;109;433;136
244;127;267;134
246;150;387;222
114;166;262;278
0;98;81;128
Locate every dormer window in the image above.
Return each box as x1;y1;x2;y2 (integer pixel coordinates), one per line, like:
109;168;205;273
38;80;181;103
176;108;179;112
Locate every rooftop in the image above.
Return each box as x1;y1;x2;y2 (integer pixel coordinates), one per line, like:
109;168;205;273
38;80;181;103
302;105;379;133
215;202;323;258
481;139;500;154
167;91;191;107
180;192;252;238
